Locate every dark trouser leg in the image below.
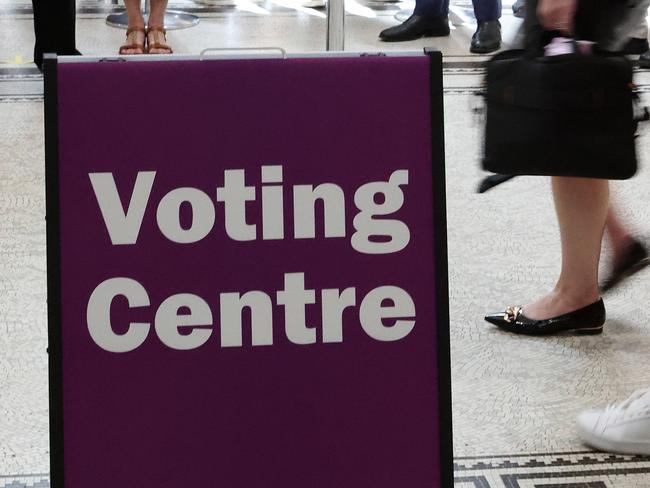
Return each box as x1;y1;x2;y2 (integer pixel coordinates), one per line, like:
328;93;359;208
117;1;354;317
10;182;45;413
414;0;449;20
472;0;502;22
523;0;544;54
32;0;77;69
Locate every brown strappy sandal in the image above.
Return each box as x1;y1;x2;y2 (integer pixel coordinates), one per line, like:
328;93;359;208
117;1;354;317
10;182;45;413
119;26;146;55
146;26;173;54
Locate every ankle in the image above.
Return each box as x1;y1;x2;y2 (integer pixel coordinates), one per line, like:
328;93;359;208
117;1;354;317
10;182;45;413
128;22;146;31
147;17;165;30
551;285;600;308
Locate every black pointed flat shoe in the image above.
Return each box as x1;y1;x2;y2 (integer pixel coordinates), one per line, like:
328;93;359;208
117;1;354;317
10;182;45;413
601;239;649;293
485;299;606;336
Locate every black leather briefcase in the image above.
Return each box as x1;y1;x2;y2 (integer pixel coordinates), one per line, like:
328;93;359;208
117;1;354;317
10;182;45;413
482;48;638;179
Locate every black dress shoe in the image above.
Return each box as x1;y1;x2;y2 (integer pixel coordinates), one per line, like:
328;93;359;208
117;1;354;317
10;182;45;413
623;38;650;55
379;15;450;42
485;299;606;336
470;20;501;54
601;239;649;292
640;50;650;69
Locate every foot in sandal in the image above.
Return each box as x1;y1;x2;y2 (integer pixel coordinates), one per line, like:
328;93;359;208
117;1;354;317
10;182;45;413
119;26;146;55
146;26;173;54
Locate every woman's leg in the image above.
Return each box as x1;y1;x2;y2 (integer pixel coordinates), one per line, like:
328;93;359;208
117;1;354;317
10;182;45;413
523;177;609;320
148;0;169;27
147;0;173;54
122;0;145;54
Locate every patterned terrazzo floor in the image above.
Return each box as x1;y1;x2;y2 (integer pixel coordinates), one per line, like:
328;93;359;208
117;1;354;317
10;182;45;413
1;2;650;487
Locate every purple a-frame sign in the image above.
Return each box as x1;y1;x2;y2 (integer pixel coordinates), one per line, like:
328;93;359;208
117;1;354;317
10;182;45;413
44;51;452;488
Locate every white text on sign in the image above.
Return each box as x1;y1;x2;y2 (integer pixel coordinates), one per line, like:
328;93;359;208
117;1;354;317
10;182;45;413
86;167;420;353
89;166;410;255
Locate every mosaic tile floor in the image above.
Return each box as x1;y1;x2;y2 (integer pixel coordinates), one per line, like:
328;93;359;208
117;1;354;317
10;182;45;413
454;452;650;487
1;3;650;487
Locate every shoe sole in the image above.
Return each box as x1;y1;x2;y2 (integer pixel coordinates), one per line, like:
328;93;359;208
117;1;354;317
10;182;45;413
514;325;603;336
470;43;501;54
578;424;650;455
601;257;650;293
575;326;604;335
490;322;604;336
488;318;605;336
380;30;450;42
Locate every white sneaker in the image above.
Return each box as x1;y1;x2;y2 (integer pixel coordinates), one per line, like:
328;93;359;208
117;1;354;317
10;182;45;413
577;388;650;455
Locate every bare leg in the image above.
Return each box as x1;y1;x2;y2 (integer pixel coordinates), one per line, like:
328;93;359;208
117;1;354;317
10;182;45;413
147;0;172;54
148;0;168;27
523;177;609;320
121;0;145;55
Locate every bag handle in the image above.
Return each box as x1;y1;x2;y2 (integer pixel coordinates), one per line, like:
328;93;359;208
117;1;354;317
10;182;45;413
525;29;596;59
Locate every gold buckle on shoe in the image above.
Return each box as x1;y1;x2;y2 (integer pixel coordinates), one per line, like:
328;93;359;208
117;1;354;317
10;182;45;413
504;306;522;323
